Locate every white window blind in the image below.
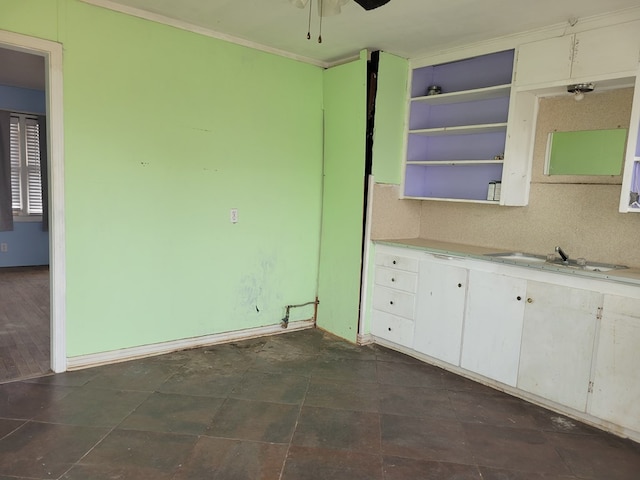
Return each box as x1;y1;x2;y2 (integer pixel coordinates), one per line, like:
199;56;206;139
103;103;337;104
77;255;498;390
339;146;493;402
10;114;43;216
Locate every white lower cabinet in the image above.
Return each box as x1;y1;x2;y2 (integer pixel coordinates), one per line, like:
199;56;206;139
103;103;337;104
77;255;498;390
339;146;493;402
413;259;467;365
518;282;602;412
370;244;640;440
460;270;527;387
589;295;640;433
371;310;415;347
371;246;419;348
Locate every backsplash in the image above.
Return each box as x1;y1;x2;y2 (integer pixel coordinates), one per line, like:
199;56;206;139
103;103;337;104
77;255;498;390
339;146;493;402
372;88;640;268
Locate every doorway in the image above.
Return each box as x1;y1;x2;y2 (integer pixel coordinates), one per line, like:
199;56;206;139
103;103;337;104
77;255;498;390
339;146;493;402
0;30;66;380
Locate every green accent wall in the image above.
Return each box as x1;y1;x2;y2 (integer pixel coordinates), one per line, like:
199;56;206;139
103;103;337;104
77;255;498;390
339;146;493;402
316;56;367;343
0;0;60;41
2;1;324;357
372;52;408;185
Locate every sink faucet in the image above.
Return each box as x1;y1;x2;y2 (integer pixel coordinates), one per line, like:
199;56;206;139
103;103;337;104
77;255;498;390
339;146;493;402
555;246;569;264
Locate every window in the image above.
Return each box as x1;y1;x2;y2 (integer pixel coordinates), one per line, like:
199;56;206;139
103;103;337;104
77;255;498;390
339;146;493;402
10;114;42;216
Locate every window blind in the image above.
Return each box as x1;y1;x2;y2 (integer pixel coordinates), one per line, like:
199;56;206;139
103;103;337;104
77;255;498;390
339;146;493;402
10;114;42;215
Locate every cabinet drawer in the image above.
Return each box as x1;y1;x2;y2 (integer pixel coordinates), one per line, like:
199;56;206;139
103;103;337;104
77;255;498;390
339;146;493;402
373;286;416;320
375;251;419;273
374;267;418;293
371;310;415;347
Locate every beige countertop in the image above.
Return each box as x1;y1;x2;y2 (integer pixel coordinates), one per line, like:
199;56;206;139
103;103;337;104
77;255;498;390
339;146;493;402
376;238;640;286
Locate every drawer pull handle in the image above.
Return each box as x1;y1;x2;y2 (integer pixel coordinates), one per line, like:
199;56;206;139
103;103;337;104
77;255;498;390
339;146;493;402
457;283;462;288
517;296;522;301
391;278;395;282
389;301;394;305
388;327;392;331
392;260;397;265
527;297;533;304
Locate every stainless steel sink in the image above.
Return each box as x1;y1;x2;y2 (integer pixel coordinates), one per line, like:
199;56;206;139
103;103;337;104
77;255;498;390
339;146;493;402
485;252;547;263
562;261;627;272
485;252;628;272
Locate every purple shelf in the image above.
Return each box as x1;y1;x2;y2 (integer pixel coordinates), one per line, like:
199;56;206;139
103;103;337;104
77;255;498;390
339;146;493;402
410;96;510;130
411;50;515;98
407;131;506;162
405;49;514;201
630;162;640;209
404;163;504;200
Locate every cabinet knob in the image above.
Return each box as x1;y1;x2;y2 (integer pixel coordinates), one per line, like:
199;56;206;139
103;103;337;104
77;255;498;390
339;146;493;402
392;260;397;265
457;283;462;288
389;301;394;305
517;296;522;301
527;297;533;303
388;327;392;331
391;277;395;282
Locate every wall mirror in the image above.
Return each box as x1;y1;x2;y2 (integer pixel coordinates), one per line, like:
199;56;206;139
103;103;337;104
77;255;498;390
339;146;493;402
545;128;628;176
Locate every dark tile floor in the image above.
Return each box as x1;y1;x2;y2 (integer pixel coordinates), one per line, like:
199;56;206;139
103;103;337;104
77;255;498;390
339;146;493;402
0;328;639;479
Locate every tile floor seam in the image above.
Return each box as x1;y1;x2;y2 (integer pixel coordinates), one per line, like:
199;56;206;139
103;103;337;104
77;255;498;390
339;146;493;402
2;330;640;479
51;386;160;473
279;364;314;480
51;420;123;480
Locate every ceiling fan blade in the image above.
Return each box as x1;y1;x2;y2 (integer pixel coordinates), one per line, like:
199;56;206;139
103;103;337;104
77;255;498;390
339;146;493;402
353;0;391;10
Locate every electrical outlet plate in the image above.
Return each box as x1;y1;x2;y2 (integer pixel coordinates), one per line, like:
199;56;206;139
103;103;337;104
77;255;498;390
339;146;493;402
230;208;239;223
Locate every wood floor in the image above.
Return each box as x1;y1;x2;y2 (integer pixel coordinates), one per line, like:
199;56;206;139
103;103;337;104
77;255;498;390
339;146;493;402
0;266;50;383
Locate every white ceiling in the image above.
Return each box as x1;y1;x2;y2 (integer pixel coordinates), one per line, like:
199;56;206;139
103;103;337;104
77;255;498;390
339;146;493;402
2;0;639;91
90;0;640;65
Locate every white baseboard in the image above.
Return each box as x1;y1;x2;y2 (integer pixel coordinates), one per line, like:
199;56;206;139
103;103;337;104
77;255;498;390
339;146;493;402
357;333;374;345
66;319;315;371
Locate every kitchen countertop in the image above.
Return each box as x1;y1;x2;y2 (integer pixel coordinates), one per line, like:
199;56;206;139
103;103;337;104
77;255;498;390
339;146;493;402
376;238;640;286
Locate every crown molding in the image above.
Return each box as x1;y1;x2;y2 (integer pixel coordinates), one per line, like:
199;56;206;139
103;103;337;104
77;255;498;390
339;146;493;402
410;6;640;68
80;0;330;68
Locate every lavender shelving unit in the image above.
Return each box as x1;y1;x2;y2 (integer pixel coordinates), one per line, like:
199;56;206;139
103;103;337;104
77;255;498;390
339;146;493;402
404;50;515;202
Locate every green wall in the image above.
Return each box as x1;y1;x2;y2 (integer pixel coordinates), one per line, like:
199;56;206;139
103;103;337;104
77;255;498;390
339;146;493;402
316;56;367;342
372;52;409;185
1;0;324;357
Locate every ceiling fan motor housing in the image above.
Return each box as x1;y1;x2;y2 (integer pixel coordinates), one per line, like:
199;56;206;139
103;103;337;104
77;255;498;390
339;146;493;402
354;0;391;10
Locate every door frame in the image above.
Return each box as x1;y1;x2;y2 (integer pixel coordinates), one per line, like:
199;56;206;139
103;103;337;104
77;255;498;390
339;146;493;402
0;30;66;373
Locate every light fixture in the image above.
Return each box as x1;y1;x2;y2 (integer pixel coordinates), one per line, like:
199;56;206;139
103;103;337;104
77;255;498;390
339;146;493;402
290;0;390;43
567;83;594;101
290;0;349;43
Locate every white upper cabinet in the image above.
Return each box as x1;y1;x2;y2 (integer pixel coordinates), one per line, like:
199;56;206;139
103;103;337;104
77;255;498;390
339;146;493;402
515;36;574;86
515;20;640;87
619;72;640;213
403;50;518;205
572;22;640;80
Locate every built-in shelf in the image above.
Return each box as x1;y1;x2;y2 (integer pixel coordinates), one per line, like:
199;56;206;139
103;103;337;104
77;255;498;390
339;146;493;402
411;84;511;105
409;123;507;136
407;159;504;166
403;49;515;203
403;196;500;204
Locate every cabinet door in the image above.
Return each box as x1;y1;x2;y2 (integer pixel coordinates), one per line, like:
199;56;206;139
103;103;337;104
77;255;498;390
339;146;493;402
514;36;574;86
572;21;640;80
518;282;601;412
589;295;640;433
461;270;526;386
413;260;467;365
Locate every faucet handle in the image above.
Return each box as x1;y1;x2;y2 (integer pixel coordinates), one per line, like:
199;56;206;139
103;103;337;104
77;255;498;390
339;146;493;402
555;246;569;262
